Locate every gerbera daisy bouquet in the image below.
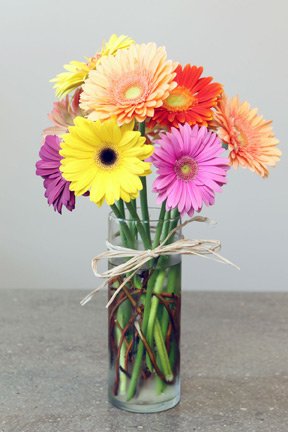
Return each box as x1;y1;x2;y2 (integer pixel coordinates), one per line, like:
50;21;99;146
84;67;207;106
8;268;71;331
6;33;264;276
36;34;281;413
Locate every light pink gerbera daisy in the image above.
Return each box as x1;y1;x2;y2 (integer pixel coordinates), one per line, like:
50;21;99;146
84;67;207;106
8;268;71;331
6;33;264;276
43;89;82;137
151;123;229;216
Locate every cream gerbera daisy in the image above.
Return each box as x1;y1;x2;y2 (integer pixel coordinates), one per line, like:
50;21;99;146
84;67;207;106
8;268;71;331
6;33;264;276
80;43;178;125
60;117;153;206
51;34;135;98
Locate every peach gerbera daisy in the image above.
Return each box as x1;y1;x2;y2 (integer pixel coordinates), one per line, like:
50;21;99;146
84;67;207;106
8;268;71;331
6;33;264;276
80;43;178;125
213;95;281;177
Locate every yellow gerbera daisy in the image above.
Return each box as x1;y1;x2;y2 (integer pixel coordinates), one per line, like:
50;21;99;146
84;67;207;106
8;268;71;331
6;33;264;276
51;34;135;98
100;34;135;59
50;58;97;99
60;117;153;206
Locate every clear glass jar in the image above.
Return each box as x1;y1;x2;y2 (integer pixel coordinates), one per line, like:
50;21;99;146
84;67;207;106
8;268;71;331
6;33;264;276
107;208;181;413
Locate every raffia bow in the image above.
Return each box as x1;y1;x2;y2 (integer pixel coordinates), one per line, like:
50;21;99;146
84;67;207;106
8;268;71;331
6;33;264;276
80;216;239;307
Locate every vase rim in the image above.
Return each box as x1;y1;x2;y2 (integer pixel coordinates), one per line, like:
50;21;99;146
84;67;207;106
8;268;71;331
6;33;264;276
108;206;181;223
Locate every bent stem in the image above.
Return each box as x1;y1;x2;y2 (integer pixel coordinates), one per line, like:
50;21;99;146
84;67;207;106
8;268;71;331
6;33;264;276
154;318;173;382
145;270;166;370
126;269;158;401
156;265;178;394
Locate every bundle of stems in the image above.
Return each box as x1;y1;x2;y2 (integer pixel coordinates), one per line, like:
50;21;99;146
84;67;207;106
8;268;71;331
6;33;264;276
108;122;181;400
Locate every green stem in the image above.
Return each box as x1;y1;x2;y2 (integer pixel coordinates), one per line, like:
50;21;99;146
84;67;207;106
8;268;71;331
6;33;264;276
160;210;171;244
140;177;151;243
146;270;166;370
162;208;180;381
145;268;177;376
152;202;166;248
154;319;173;381
161;267;178;336
168;208;180;236
139;121;146;136
110;204;134;247
138;121;151;244
126;270;158;401
117;199;125;219
147;209;180;380
156;265;178;393
115;307;128;394
125;202;151;249
129;199;138;242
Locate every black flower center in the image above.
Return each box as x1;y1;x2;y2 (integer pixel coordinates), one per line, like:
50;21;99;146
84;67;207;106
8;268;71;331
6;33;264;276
99;148;117;166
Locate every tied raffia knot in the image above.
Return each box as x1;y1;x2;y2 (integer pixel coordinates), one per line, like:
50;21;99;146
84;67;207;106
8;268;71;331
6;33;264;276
80;216;239;307
146;249;159;259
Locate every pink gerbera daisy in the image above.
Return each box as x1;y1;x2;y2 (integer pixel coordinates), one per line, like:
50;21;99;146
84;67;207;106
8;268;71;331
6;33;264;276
151;123;229;216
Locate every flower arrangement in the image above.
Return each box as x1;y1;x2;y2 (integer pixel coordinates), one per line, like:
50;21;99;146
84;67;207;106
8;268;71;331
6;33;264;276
36;34;281;412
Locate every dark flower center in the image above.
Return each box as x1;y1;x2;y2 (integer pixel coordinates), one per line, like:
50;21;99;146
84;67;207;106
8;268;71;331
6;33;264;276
99;148;117;166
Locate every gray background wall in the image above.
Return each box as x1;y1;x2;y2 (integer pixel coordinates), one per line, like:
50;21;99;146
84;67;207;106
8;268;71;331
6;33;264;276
1;0;287;291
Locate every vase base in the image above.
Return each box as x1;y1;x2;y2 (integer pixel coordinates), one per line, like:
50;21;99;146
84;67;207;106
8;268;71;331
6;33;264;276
109;393;180;414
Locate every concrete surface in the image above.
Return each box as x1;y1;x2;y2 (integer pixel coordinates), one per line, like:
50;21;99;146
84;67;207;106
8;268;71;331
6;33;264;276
1;289;288;432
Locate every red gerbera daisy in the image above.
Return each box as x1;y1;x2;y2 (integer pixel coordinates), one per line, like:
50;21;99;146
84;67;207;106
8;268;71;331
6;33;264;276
148;64;223;128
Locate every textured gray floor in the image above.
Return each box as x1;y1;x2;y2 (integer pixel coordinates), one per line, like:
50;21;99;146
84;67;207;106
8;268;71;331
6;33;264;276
1;290;288;432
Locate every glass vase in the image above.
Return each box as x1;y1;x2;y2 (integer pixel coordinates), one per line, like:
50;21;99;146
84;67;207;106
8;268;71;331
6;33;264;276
107;208;181;413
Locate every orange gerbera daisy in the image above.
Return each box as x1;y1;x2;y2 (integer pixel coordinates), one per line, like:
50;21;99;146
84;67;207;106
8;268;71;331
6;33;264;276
80;43;178;125
148;64;223;128
213;95;281;177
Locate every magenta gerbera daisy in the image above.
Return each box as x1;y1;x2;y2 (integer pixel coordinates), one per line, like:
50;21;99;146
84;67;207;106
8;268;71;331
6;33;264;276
151;123;229;216
36;135;75;214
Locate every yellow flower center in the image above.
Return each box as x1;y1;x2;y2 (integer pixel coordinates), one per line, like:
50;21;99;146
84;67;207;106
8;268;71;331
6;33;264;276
125;85;142;100
175;156;198;181
113;72;150;105
164;86;195;112
237;129;249;147
234;119;251;149
181;164;192;175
